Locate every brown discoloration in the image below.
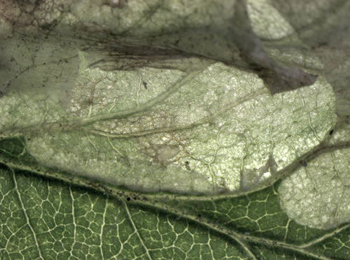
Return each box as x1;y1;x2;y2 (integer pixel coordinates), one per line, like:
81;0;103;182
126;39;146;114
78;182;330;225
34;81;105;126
154;144;181;165
229;0;317;94
143;142;181;166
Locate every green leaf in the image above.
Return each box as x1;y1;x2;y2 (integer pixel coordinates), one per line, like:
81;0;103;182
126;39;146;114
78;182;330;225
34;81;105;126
1;0;350;259
1;160;350;259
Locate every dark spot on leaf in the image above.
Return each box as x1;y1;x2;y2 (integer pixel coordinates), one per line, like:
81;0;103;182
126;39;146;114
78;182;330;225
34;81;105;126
126;197;131;201
142;81;147;89
185;161;191;170
329;129;334;135
300;160;308;167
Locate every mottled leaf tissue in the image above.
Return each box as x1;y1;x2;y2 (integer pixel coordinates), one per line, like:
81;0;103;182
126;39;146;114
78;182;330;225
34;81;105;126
0;0;350;259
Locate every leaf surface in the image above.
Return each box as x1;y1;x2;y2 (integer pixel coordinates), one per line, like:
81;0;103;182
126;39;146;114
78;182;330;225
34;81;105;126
1;0;350;259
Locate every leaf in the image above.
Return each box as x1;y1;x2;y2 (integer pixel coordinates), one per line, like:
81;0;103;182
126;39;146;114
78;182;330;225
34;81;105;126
279;145;350;230
1;158;350;259
0;56;335;194
1;0;350;259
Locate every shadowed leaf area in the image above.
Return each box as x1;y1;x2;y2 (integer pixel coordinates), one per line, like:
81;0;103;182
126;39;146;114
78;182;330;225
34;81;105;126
1;0;350;259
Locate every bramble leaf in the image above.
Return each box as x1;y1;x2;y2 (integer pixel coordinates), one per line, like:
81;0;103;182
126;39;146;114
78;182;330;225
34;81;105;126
1;0;350;259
